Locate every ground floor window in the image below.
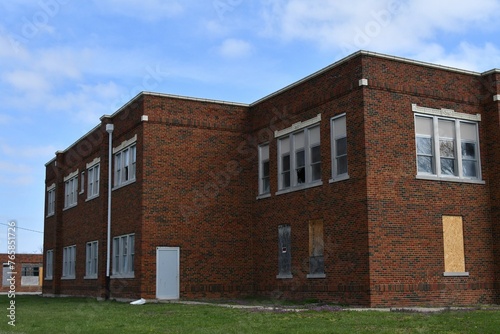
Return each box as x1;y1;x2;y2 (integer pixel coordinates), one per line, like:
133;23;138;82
112;234;135;277
277;225;292;279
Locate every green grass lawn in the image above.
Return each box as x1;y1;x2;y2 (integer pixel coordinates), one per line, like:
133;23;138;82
1;295;499;333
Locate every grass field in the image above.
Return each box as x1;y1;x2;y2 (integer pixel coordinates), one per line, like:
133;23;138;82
1;295;499;333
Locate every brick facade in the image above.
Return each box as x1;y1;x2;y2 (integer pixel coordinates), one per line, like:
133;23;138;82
1;254;42;294
43;51;500;307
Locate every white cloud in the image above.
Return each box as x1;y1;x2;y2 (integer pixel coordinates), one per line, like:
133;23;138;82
3;70;51;93
259;0;500;57
94;0;184;21
218;38;253;58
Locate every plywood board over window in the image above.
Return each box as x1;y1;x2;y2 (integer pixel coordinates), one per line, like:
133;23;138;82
308;219;325;278
442;215;469;276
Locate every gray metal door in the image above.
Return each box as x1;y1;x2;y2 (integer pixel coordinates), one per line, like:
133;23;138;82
156;247;180;299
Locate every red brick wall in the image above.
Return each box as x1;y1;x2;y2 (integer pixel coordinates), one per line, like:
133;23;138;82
362;56;497;306
1;254;42;293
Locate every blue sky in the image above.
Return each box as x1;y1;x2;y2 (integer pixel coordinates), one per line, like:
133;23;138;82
1;0;500;253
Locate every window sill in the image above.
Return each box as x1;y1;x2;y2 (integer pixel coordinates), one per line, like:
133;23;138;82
307;273;326;279
61;276;75;280
416;175;485;184
275;180;323;196
112;179;136;191
256;193;271;200
46;213;55;218
84;275;98;280
443;272;469;277
276;274;293;279
111;274;135;279
63;203;77;211
44;277;53;281
329;174;349;183
86;194;99;202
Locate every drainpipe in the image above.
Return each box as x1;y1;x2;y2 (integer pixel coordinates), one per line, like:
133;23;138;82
105;124;114;299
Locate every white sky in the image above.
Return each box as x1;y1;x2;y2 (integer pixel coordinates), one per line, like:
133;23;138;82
1;0;500;253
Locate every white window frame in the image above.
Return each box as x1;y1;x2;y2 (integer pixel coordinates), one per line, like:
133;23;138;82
114;145;136;188
62;245;76;279
112;234;135;278
330;114;349;182
275;116;322;195
46;184;56;217
87;164;100;199
258;143;271;198
414;106;483;183
45;249;53;280
64;174;78;209
85;241;98;279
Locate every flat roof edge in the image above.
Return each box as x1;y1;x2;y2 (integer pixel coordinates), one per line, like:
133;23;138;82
250;50;491;106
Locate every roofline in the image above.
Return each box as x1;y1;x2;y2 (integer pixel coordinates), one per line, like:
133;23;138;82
46;50;498;166
45;92;249;166
250;50;497;106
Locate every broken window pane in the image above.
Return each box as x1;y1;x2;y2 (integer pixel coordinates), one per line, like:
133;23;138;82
282;154;290;188
461;142;476;158
440;140;455;158
296;150;305;184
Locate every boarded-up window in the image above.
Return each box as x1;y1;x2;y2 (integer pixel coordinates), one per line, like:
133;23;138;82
442;215;466;273
277;225;292;278
309;220;325;276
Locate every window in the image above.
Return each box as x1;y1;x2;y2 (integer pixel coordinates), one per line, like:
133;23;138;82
331;114;348;180
113;234;134;277
46;250;53;279
85;241;98;278
442;216;469;276
64;175;78;208
47;186;55;217
308;220;325;278
258;144;270;196
21;264;41;286
62;245;76;279
114;145;136;187
277;225;292;278
87;164;100;199
414;107;481;182
277;125;321;192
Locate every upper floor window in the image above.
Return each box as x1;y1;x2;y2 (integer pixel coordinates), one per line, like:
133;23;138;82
330;114;348;181
46;185;55;217
114;144;136;188
413;104;482;182
64;172;78;209
276;121;321;193
258;144;270;196
87;164;100;199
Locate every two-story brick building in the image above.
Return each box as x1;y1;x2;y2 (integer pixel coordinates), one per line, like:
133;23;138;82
43;51;500;307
